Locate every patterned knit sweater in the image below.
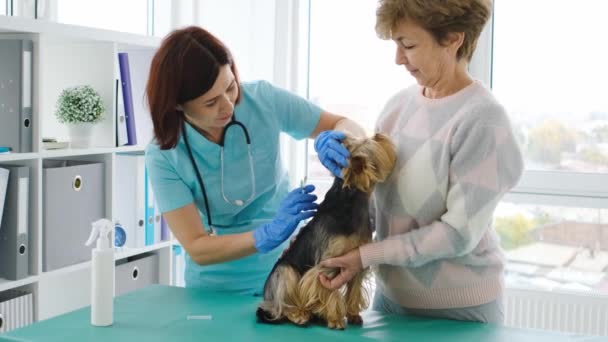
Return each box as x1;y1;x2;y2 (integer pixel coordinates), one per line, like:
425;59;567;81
360;81;524;309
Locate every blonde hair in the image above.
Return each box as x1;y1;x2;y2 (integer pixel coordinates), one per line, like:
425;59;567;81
342;133;396;194
375;0;492;61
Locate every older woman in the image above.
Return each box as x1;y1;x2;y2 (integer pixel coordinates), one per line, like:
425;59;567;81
320;0;523;324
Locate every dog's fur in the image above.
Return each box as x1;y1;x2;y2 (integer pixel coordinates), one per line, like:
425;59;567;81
256;133;396;329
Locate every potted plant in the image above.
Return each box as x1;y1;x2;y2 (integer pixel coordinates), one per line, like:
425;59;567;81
55;85;105;148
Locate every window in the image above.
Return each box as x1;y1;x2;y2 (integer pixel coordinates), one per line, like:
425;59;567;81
6;0;35;18
307;0;414;196
495;202;608;294
4;0;172;37
56;0;149;35
152;0;171;38
491;0;608;295
493;0;608;173
196;0;277;82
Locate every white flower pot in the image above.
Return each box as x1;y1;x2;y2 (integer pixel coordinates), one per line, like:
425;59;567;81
66;122;95;148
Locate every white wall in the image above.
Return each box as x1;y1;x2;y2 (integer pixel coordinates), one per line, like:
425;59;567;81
194;0;277;83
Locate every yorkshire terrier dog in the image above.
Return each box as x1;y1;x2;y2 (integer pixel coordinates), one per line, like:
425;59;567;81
256;133;396;330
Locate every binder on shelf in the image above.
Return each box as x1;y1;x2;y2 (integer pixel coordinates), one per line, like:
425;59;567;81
154;201;162;244
143;169;162;245
144;167;155;246
115;79;129;147
118;53;137;146
43;160;105;271
0;39;33;153
0;167;8;226
172;245;185;287
126;49;155;147
160;215;170;241
0;289;33;333
114;154;146;248
0;166;29;281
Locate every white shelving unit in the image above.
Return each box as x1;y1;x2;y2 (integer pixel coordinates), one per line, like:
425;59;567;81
0;15;175;323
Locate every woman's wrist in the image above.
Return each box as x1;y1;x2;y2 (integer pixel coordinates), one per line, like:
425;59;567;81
359;242;384;268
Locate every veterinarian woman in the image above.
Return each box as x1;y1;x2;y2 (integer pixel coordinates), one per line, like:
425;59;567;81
319;0;523;324
145;26;364;296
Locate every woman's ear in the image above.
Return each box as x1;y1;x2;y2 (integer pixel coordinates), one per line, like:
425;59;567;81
445;32;465;52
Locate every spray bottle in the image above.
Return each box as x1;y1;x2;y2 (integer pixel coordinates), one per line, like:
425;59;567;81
85;218;115;326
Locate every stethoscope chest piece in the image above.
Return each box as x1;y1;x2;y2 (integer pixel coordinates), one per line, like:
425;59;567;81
182;117;255;232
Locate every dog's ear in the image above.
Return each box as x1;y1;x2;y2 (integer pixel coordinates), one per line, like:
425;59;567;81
350;156;366;174
372;133;392;147
342;134;396;193
343;159;373;193
370;133;397;182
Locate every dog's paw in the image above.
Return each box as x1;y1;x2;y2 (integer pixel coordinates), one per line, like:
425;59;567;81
287;309;311;327
327;318;346;330
347;314;363;325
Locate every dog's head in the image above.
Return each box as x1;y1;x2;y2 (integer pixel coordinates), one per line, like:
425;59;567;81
341;133;396;193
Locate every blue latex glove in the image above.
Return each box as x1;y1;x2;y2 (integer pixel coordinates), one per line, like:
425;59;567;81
314;130;350;178
253;184;318;253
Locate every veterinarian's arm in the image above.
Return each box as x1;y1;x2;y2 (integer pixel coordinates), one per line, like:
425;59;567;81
145;150;257;265
165;185;318;265
164;204;258;265
310;111;366;138
359;122;524;269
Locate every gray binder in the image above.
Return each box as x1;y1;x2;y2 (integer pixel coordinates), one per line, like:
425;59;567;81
0;39;33;153
43;160;105;271
0;166;30;281
0;167;8;226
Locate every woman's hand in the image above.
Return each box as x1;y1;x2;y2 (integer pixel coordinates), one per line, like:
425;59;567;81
319;248;363;290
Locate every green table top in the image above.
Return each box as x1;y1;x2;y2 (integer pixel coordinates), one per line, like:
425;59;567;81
2;285;605;342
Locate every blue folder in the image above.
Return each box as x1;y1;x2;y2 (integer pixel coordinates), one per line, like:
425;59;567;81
118;53;137;146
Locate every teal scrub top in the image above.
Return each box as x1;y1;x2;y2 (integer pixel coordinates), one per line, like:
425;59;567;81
145;80;322;295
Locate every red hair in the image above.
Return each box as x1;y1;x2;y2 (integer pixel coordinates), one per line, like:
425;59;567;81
146;26;241;149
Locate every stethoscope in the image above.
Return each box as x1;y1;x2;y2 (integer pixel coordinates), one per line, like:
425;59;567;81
182;116;256;232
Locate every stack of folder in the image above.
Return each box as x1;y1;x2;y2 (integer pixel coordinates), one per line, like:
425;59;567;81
0;40;33;153
0;168;8;225
0;165;30;281
114;154;164;249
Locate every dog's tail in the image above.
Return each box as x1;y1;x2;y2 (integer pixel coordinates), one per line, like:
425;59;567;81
256;264;302;324
256;303;284;324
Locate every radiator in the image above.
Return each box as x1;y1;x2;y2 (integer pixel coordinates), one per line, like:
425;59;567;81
505;288;608;336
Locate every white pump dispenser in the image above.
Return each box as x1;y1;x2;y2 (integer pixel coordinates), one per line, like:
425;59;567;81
85;218;115;326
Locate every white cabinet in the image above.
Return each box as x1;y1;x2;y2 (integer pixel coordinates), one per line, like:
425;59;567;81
0;15;174;326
